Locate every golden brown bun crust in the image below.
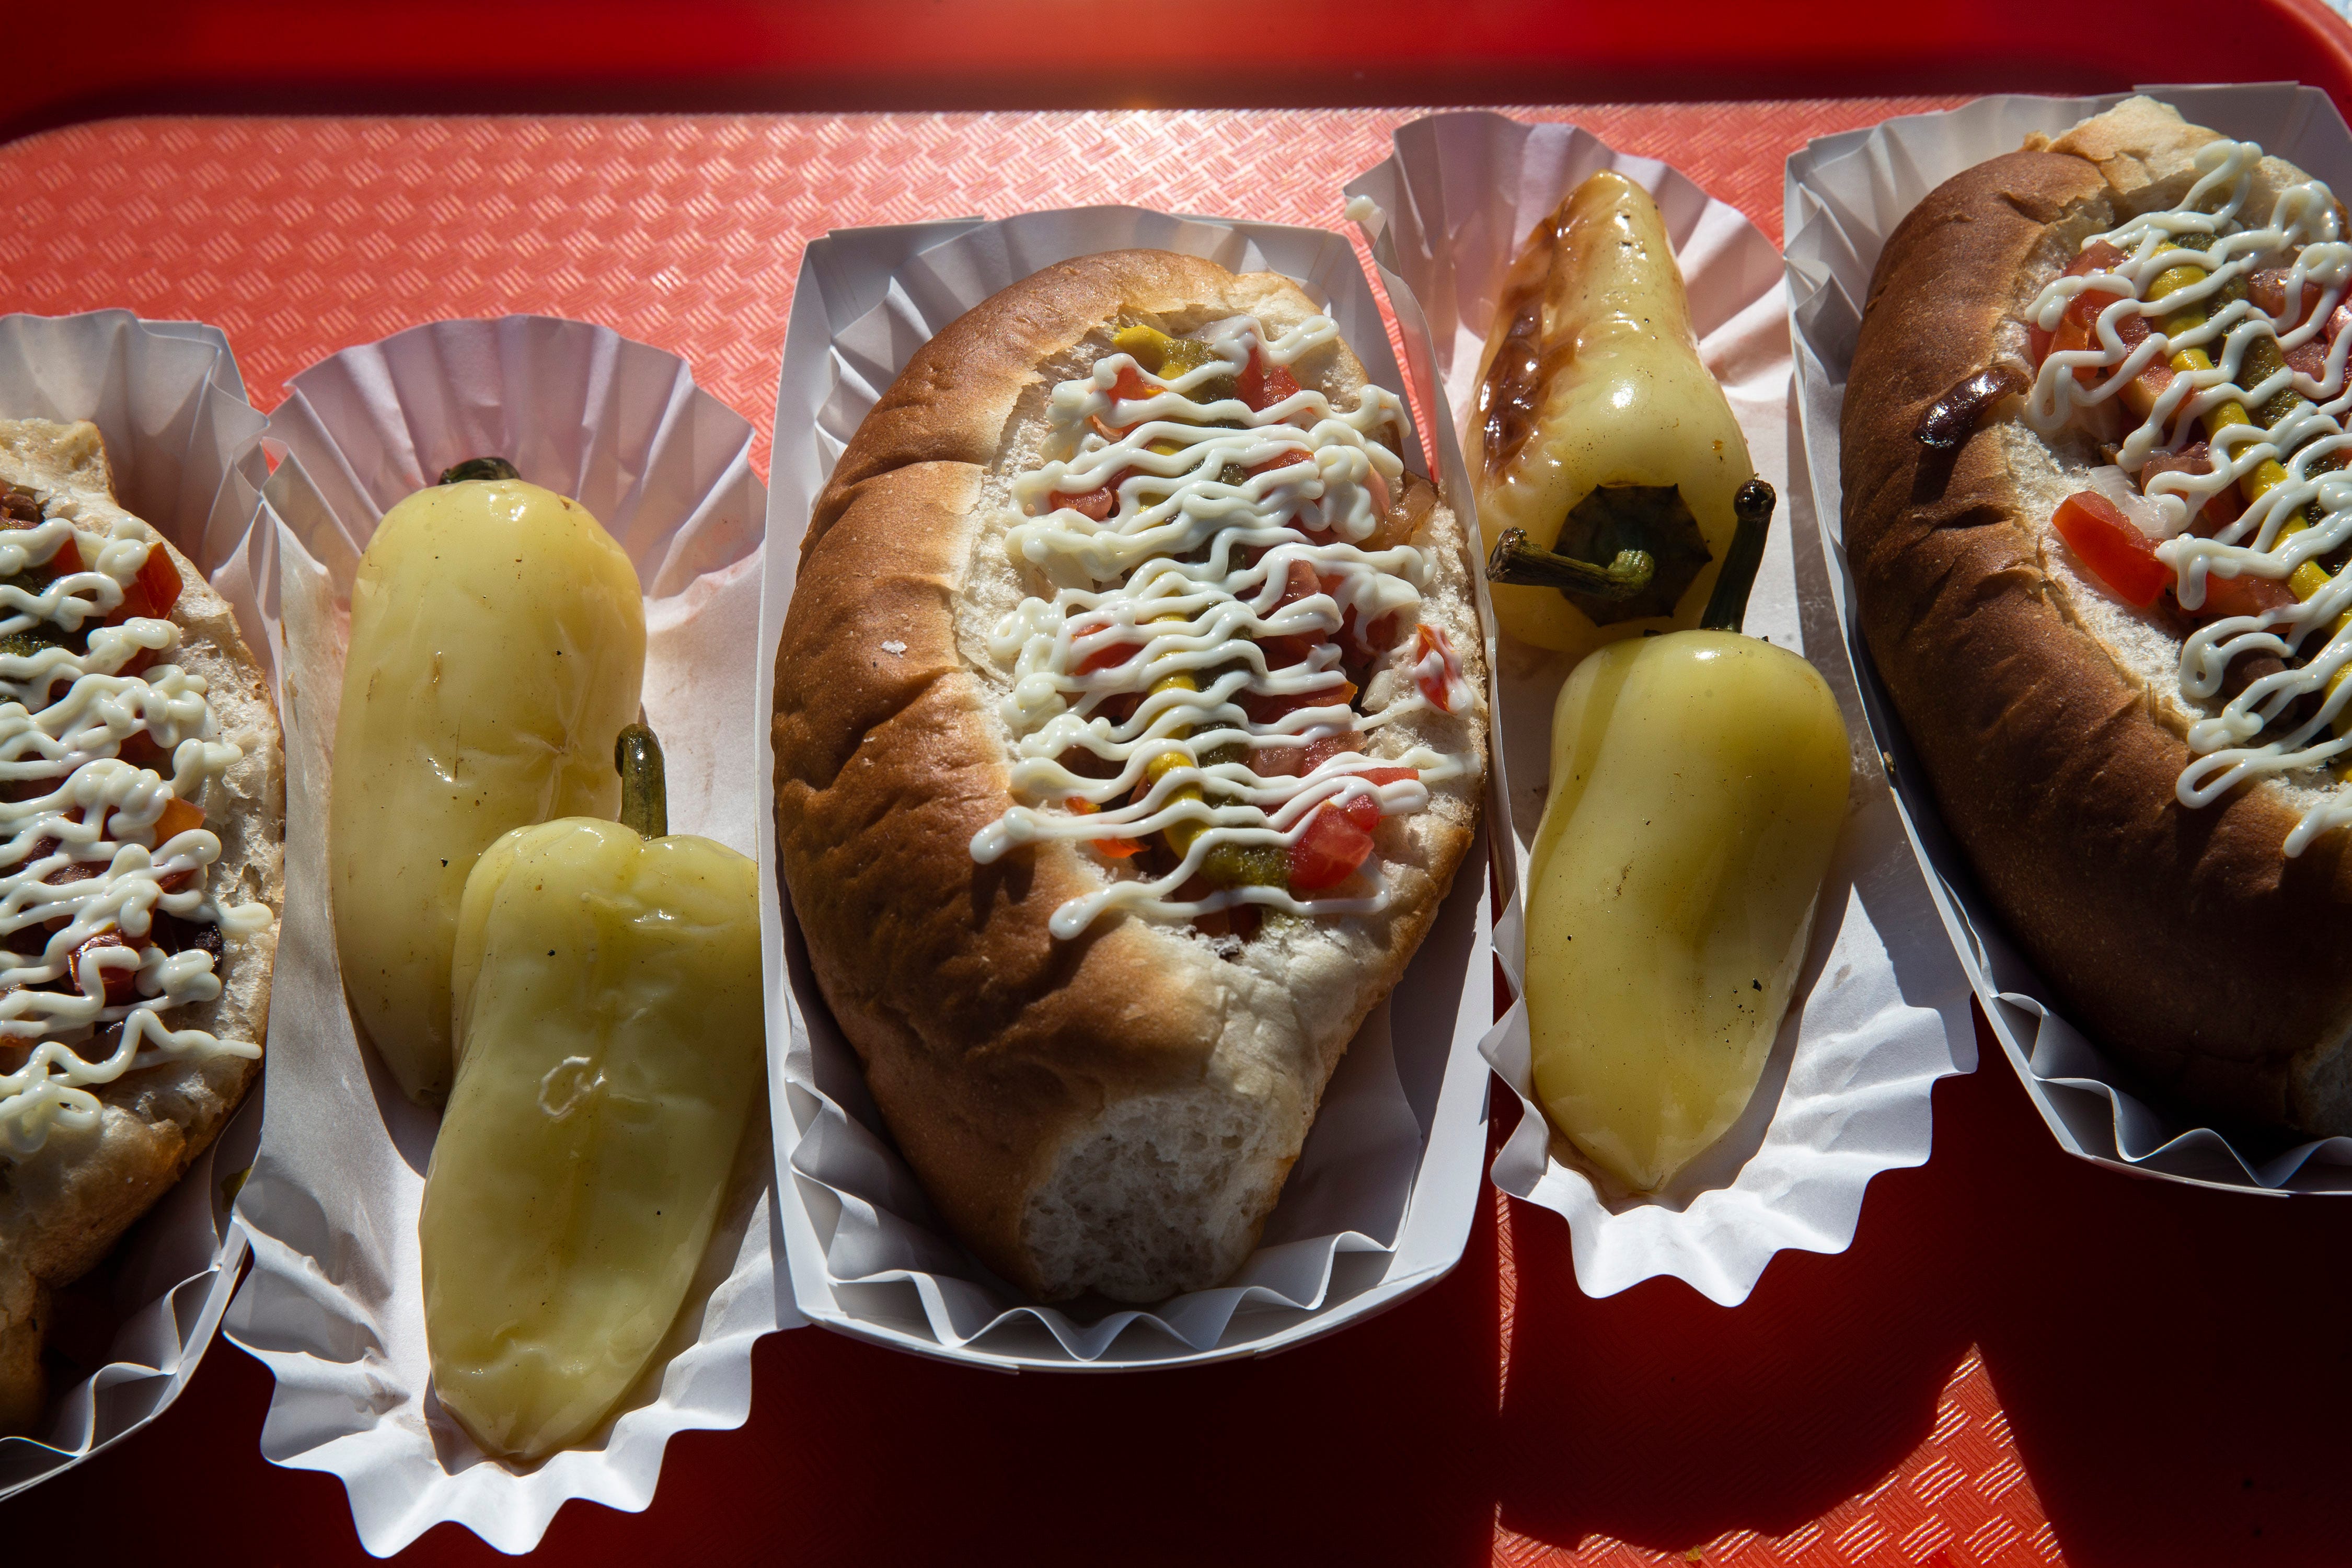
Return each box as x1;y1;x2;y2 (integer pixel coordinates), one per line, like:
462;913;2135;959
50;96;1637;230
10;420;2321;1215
1843;131;2352;1135
774;250;1485;1298
0;419;285;1431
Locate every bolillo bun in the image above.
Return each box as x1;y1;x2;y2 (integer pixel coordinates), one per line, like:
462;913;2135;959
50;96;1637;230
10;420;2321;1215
772;250;1487;1302
1843;98;2352;1135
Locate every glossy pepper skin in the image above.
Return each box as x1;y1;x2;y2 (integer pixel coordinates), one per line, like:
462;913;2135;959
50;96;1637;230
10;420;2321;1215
329;474;645;1106
1523;630;1849;1191
418;794;762;1462
1469;171;1754;658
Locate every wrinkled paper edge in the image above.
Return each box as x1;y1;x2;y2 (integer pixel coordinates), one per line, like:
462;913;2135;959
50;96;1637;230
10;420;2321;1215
1346;112;1978;1305
217;316;794;1555
1784;82;2352;1194
0;311;271;1500
757;208;1499;1369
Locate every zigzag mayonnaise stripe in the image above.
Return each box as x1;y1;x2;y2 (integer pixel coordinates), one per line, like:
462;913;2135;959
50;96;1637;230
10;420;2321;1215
2025;138;2352;852
0;504;266;1157
970;314;1474;939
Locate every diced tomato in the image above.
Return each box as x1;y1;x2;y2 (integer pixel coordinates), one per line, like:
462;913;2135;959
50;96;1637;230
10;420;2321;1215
70;930;140;1006
147;794;206;891
1261;731;1358;776
1241;676;1356;725
48;536;83;577
1287;803;1374;891
1412;622;1467;712
1257;561;1325;671
2196;570;2298;622
2048;285;2132;375
1048;465;1144;523
1066;795;1140;859
2252;268;2342;340
1111;364;1156;403
1327;766;1418;834
139;545;182;617
1047;485;1117;523
2032;243;2129;365
1302;733;1365;771
1274;560;1320;606
105;543;185;626
154;794;204;841
1237;349;1301;412
2052;491;2171;608
1068;618;1143;675
1351;764;1417;789
2073;240;2128;276
1245;448;1311;481
2095;308;2179;416
2285;302;2352;388
2251;267;2298;320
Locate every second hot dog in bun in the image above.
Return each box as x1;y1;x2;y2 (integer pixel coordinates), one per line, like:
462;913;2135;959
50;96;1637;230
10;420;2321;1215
773;250;1488;1302
1846;97;2352;1135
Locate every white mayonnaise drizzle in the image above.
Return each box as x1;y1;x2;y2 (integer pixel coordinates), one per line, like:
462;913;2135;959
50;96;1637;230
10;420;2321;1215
968;314;1474;938
0;504;264;1157
2025;137;2352;853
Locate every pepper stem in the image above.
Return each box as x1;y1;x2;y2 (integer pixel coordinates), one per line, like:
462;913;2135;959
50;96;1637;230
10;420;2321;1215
438;456;522;485
615;723;667;839
1700;479;1776;634
1485;529;1656;601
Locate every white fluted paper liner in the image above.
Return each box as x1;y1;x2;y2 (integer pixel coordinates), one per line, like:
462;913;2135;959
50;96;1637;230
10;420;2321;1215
1344;114;1977;1306
0;312;270;1499
219;317;794;1555
760;209;1498;1368
1786;83;2352;1195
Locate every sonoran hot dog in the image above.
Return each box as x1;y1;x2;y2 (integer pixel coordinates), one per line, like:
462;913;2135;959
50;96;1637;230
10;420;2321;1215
772;250;1489;1303
0;419;282;1433
1844;96;2352;1134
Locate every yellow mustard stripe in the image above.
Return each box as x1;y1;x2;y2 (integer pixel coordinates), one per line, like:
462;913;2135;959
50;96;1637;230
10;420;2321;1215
2150;266;2352;713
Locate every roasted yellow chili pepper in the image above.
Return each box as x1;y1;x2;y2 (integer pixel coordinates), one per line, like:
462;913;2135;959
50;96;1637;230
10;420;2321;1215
330;460;645;1106
418;724;763;1461
1474;171;1756;659
1517;483;1851;1191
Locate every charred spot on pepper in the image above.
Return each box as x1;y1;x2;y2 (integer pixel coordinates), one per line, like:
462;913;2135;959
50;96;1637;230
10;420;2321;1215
437;456;522;486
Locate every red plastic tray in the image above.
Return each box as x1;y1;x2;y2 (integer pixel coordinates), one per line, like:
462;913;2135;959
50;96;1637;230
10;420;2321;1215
8;95;2352;1568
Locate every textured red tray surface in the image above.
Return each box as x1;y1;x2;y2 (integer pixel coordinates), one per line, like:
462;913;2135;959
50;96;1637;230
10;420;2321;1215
6;107;2352;1568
